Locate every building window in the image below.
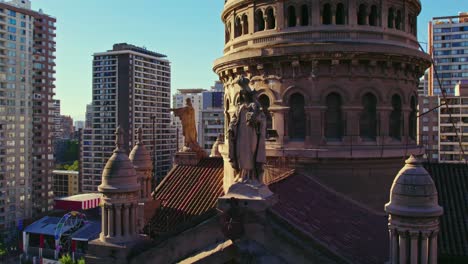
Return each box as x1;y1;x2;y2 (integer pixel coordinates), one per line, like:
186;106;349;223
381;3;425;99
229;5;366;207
360;93;377;140
322;4;332;25
288;6;297;27
258;94;272;132
358;4;367;25
325;93;343;140
389;94;402;140
242;14;249;35
369;5;378;26
266;8;276;29
225;22;231;43
255;10;265;32
409;96;417;140
289;93;305;140
234;17;242;38
395;10;402;30
336;3;346;25
300;5;309;26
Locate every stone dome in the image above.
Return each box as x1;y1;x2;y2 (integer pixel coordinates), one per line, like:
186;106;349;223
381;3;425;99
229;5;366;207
98;127;140;193
385;155;443;217
129;128;152;172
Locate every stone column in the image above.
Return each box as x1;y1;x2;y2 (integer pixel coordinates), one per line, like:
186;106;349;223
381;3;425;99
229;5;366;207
248;6;255;33
429;231;439;264
133;203;138;234
390;228;398;264
378;106;392;144
410;231;419;264
108;205;114;237
147;178;152;199
311;0;320;26
349;0;357;26
141;178;145;199
306;106;325;145
123;204;130;238
276;2;284;30
399;231;408;264
270;106;288;145
102;204;108;236
115;204;122;237
342;106;361;145
420;232;430;264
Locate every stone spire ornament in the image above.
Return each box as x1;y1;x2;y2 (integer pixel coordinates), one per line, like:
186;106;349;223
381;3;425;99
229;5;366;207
129;127;153;202
385;155;443;264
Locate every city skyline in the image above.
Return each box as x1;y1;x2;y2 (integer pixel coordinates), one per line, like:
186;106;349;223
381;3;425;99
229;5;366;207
30;0;464;120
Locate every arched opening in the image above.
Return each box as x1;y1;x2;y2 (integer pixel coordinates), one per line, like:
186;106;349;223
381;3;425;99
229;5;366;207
225;99;230;134
258;95;273;133
322;4;332;25
409;96;417;140
336;3;345;25
360;93;377;140
266;8;276;29
242;14;249;35
389;94;402;140
255;10;265;32
289;93;305;140
288;6;297;27
388;8;394;28
369;5;378;26
357;4;367;25
395;10;402;30
325;93;343;140
300;5;309;26
234;17;242;38
225;23;230;43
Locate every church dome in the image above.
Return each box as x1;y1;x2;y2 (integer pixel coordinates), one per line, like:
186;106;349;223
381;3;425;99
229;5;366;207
129;128;153;172
385;156;443;217
98;127;140;193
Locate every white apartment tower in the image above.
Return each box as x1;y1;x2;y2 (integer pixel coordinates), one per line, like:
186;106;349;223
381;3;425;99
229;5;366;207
81;43;176;193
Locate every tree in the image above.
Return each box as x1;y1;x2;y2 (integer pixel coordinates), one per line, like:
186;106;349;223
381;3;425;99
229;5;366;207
59;254;85;264
0;242;6;256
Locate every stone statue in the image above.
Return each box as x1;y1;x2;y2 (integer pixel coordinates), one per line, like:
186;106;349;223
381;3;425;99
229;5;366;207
171;98;198;150
228;77;266;184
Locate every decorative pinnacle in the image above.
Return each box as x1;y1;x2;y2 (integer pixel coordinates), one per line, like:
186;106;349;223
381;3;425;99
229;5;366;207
137;127;143;144
405;155;422;165
115;126;125;151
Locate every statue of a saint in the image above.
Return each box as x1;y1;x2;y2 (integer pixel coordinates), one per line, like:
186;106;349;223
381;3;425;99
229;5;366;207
228;77;266;184
171;98;198;150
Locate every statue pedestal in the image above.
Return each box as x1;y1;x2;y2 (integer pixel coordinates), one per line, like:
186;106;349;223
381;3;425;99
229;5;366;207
174;151;202;166
218;182;277;212
86;235;150;264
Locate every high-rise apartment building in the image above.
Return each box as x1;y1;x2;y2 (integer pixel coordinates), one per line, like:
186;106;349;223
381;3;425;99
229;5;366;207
172;89;204;148
81;43;175;192
428;12;468;96
85;103;92;128
0;0;56;239
200;82;224;152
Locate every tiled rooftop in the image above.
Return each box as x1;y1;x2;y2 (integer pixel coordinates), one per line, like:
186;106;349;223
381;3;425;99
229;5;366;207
146;158;224;236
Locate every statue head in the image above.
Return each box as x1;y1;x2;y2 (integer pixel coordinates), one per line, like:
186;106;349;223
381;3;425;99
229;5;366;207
237;76;257;104
186;98;193;107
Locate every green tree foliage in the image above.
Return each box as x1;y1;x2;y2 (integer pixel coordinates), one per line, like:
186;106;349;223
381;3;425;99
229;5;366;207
59;254;85;264
0;242;6;256
64;140;79;162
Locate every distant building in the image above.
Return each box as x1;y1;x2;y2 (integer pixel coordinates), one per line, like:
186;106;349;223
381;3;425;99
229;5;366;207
85;103;93;128
200;82;224;152
59;115;74;140
52;170;80;198
172;89;205;148
418;70;429;96
75;121;85;131
53;99;61;138
418;95;439;162
429;12;468;96
81;43;175;193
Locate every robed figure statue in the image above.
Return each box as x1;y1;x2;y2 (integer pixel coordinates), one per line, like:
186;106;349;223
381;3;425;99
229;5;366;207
228;77;266;184
171;98;198;150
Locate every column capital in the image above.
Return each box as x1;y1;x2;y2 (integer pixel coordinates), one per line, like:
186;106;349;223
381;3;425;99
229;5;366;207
421;231;432;239
409;231;420;239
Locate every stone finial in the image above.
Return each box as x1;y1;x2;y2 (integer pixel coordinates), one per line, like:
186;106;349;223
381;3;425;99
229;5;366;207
115;126;125;152
137;127;143;144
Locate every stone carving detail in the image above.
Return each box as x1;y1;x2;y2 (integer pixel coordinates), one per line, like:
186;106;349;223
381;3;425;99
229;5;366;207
228;76;266;184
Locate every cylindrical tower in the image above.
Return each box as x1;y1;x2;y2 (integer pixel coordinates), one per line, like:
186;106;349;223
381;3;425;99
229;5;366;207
129;127;153;202
385;156;443;264
214;0;431;196
98;127;140;244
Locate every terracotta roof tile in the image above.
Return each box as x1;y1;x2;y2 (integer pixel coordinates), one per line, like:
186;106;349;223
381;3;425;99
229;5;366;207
146;158;224;235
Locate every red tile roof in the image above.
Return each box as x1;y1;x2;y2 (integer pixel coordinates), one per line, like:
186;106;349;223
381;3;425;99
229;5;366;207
424;163;468;259
146;158;224;236
269;173;389;264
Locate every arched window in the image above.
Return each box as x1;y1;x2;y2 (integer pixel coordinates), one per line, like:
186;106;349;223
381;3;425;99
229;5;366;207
225;23;231;43
322;4;332;25
255;10;265;32
266;8;276;29
360;93;377;140
288;6;297;27
258;95;273;132
225;99;230;133
234;17;242;38
336;3;345;25
289;93;305;140
389;94;402;140
300;5;309;26
357;4;367;25
395;10;402;30
325;93;343;140
242;14;249;35
388;8;394;28
369;5;378;26
409;96;417;140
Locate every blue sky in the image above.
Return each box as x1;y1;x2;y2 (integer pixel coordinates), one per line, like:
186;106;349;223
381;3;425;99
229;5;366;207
31;0;464;120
